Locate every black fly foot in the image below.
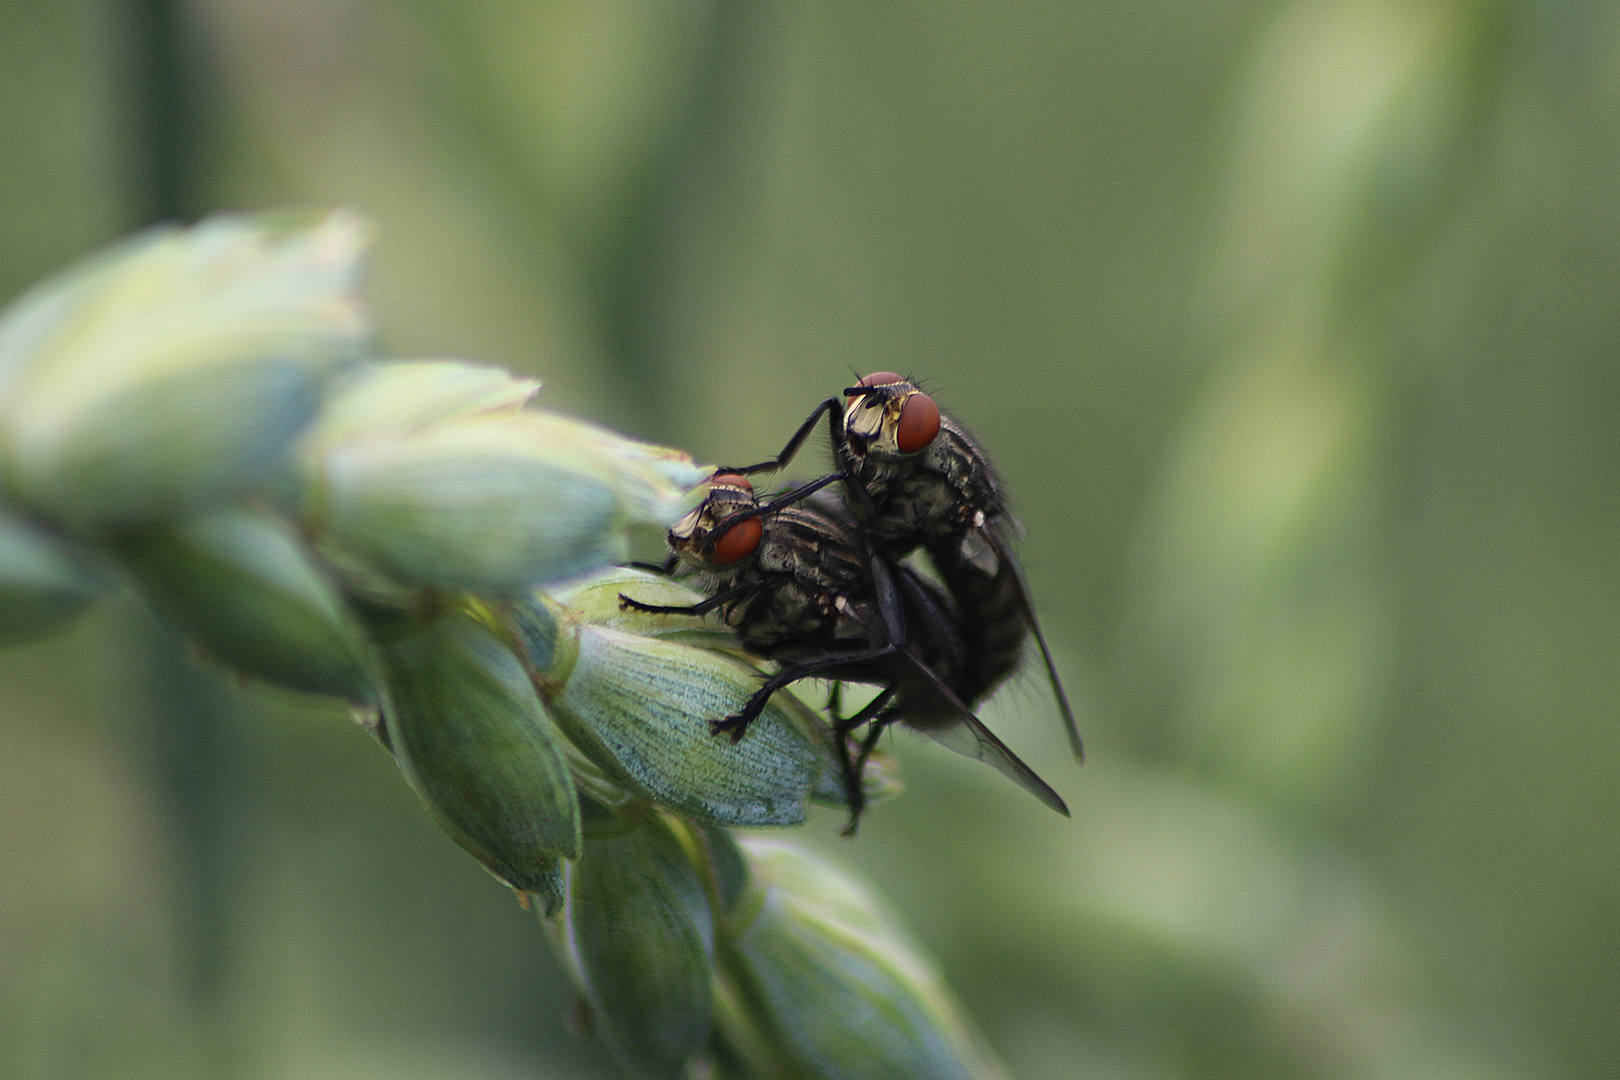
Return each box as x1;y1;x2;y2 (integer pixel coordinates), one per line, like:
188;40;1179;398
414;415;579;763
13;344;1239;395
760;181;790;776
839;804;865;838
619;592;698;615
710;713;753;743
832;728;868;838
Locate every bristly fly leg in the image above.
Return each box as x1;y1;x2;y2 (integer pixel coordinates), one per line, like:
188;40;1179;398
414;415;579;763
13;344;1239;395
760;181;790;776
709;553;916;746
714;388;883;520
825;680;845;719
831;686;896;836
617;580;763;617
717;397;843;478
711;472;845;529
711;643;904;742
624;554;679;575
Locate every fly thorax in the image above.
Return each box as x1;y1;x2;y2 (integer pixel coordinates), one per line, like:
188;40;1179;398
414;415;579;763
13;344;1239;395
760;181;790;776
867;469;968;547
741;580;835;649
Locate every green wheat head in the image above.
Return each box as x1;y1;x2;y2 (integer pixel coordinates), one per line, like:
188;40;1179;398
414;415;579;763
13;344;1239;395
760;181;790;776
0;211;1006;1080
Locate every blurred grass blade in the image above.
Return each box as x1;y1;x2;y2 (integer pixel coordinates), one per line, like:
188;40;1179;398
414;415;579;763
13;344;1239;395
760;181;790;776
1124;0;1506;813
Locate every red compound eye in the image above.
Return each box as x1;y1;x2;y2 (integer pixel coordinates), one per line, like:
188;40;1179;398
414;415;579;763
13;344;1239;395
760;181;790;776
709;472;753;493
895;392;941;453
711;515;763;564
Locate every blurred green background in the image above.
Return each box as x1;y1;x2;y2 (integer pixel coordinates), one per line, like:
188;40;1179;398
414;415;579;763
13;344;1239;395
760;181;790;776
2;1;1616;1078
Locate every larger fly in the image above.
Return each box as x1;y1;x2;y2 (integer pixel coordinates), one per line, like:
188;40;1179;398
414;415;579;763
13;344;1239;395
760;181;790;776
722;372;1084;760
618;473;1067;832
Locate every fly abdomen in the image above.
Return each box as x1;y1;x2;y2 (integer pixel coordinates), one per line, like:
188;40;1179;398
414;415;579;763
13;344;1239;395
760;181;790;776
929;536;1028;706
880;567;971;732
760;503;869;589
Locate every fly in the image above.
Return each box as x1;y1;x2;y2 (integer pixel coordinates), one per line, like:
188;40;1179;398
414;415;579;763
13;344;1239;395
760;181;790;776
618;474;1068;833
720;372;1084;761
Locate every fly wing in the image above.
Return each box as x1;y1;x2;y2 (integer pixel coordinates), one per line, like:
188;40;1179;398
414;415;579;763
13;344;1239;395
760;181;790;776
896;650;1070;817
985;523;1085;762
957;527;1000;574
920;711;1070;816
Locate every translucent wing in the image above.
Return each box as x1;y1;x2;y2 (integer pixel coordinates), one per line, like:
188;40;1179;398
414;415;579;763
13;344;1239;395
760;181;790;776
896;650;1070;816
985;522;1084;762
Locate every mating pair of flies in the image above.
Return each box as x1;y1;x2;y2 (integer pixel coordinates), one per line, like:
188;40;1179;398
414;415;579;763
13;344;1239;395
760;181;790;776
621;372;1083;833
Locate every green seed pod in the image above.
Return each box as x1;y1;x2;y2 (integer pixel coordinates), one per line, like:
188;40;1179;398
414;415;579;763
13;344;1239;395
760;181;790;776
379;610;581;887
304;407;705;597
118;507;374;701
546;568;904;812
716;839;1008;1080
690;819;751;915
549;566;734;649
517;411;709;518
507;595;824;828
0;507;106;646
302;359;540;450
0;212;368;529
522;859;566;920
560;811;715;1080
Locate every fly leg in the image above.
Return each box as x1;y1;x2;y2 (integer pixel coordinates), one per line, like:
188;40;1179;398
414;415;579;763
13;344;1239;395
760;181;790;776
618;580;761;616
711;644;901;742
712;557;911;742
718;397;843;477
833;687;897;838
623;554;679;575
715;392;882;519
825;680;845;719
714;472;845;529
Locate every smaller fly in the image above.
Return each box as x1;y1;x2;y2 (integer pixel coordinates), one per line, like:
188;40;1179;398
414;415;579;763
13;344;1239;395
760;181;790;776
722;372;1083;760
638;472;875;668
619;474;1067;831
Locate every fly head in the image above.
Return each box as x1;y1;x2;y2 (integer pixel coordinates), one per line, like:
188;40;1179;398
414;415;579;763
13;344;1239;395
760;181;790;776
667;472;764;571
837;373;1007;553
840;372;941;463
